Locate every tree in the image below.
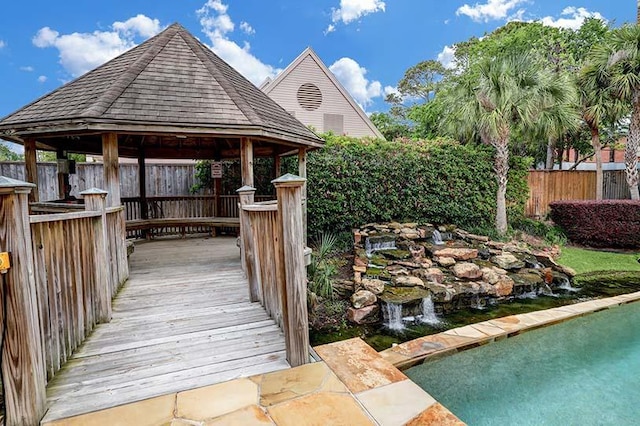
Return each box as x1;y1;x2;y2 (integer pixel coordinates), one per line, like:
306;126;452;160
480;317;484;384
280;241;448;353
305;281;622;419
593;24;640;199
369;111;410;140
396;60;447;101
0;142;23;161
578;54;626;199
441;55;577;235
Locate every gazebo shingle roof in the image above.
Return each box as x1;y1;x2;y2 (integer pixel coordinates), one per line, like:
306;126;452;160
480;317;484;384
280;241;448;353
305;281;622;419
0;23;322;151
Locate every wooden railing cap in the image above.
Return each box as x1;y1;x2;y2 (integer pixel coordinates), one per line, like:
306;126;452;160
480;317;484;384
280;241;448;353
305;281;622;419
272;173;306;187
236;185;257;194
0;175;36;188
80;188;109;196
0;175;36;194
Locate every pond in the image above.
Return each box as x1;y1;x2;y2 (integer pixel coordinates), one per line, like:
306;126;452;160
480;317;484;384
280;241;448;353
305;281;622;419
311;291;592;351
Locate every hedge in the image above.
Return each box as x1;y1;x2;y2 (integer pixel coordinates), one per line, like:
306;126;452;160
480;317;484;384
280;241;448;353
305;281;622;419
304;135;530;237
549;200;640;248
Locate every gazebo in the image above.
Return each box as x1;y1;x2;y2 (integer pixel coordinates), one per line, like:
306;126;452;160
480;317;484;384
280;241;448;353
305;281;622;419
0;23;323;425
0;22;322;207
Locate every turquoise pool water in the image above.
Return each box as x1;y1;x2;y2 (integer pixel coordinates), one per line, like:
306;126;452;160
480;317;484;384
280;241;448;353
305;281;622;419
406;302;640;425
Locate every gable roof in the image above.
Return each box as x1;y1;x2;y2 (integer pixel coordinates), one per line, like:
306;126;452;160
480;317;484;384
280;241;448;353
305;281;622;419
260;47;384;139
0;23;322;149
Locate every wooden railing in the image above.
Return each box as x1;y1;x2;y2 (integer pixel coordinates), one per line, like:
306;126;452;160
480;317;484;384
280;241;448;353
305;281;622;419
106;207;129;292
122;195;273;238
0;179;128;425
238;175;309;367
30;212;104;380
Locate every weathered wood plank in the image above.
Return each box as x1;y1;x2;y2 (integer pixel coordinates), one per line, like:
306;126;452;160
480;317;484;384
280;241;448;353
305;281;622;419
0;182;47;425
102;133;121;207
43;237;289;423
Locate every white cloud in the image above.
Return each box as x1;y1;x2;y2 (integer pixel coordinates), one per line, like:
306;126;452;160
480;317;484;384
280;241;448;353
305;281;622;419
326;0;385;33
437;45;457;70
384;85;400;97
37;75;47;83
329;57;382;110
32;15;162;77
539;7;605;30
197;0;281;85
239;21;255;35
112;14;162;38
456;0;527;22
0;40;5;49
331;0;386;24
20;66;35;72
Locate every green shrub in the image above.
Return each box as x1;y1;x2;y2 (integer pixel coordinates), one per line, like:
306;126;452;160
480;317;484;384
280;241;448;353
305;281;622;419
306;135;531;236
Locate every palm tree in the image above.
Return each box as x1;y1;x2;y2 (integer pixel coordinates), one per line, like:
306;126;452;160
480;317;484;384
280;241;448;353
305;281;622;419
592;25;640;199
442;55;578;234
578;55;626;200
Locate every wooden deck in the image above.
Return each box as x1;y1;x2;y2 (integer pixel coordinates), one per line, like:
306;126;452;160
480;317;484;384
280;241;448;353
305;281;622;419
41;237;289;423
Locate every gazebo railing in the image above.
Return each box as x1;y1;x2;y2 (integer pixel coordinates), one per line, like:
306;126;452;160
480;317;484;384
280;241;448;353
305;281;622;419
0;179;128;425
238;175;309;368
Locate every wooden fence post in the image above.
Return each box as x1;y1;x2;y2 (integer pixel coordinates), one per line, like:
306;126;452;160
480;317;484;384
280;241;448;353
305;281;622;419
237;185;259;302
81;188;112;322
0;176;47;425
273;173;309;367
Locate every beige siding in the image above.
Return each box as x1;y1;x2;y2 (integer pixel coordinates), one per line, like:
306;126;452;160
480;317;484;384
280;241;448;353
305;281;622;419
265;56;379;138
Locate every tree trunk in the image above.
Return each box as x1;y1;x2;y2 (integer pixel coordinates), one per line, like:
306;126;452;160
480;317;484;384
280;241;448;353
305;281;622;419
494;139;509;235
591;126;604;200
545;137;555;170
625;91;640;200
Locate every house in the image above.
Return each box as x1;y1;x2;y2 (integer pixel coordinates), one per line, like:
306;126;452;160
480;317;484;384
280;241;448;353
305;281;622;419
260;47;384;139
562;137;637;171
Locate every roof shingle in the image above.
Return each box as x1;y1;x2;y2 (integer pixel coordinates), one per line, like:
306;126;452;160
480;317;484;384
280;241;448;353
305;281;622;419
0;23;322;146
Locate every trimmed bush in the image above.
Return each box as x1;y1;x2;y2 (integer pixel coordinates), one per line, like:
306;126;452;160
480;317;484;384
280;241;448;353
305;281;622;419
549;200;640;248
305;135;530;236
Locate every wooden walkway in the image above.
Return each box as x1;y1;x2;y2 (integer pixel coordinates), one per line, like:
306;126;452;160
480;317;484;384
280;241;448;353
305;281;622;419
42;237;289;423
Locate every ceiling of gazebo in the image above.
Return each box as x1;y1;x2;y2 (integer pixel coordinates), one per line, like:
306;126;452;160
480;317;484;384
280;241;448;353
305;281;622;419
0;23;323;159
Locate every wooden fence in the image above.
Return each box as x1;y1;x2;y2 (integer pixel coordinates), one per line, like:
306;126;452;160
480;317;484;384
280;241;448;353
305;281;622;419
0;162;203;201
0;180;128;425
526;170;638;218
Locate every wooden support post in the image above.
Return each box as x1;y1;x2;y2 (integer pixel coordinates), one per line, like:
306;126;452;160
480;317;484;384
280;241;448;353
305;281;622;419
237;185;259;302
240;137;254;188
273;173;309;367
56;149;70;200
138;150;148;220
81;188;112;322
273;154;282;180
102;133;121;207
298;148;308;242
24;138;39;203
0;176;47;425
214;177;222;217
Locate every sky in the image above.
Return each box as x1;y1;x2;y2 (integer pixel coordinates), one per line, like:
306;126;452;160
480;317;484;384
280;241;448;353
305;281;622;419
0;0;636;126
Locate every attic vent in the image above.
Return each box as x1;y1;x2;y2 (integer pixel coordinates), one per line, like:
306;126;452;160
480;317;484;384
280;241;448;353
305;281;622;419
297;83;322;111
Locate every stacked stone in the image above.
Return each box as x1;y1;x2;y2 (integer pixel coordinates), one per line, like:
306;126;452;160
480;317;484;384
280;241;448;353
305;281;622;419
346;222;576;324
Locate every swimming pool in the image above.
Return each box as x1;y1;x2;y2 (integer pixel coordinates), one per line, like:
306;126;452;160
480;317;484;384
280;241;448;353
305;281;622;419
405;301;640;425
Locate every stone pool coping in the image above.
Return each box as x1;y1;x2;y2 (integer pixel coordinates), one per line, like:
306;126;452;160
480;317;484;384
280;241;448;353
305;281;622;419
42;337;464;425
379;290;640;370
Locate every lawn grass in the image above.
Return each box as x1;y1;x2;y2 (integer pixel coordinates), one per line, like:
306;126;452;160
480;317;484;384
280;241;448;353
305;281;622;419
557;246;640;275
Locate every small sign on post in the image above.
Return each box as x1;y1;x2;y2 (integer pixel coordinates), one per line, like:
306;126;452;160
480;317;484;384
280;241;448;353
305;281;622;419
211;161;223;179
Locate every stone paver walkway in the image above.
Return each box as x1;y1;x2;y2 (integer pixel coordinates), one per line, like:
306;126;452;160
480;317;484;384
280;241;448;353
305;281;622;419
42;338;463;426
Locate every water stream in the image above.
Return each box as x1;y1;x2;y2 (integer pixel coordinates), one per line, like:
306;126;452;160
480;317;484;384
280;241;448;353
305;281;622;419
365;237;397;258
432;230;444;245
382;302;404;331
418;296;441;325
